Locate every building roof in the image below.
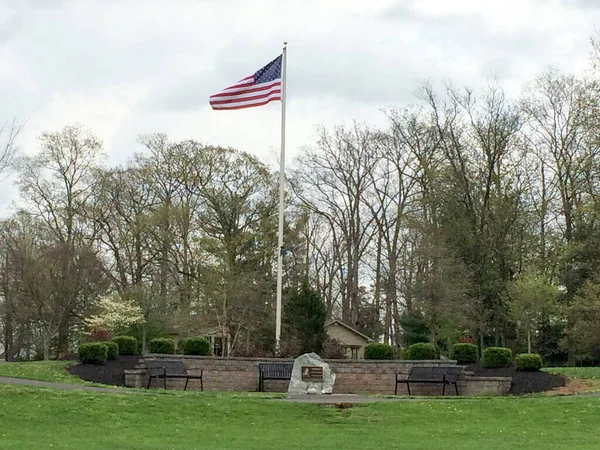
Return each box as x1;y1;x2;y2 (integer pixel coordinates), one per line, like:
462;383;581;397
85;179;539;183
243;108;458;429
324;319;374;342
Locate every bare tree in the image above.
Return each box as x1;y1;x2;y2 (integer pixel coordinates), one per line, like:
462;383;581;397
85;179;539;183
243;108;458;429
0;119;23;179
16;125;105;355
293;124;379;326
521;70;600;363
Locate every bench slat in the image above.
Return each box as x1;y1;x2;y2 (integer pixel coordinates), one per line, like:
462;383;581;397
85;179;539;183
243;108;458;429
146;360;203;391
257;363;293;392
395;366;461;396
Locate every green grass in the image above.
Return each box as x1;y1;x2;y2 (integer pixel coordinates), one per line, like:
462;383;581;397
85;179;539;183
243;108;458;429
0;385;599;449
545;367;600;380
0;360;89;384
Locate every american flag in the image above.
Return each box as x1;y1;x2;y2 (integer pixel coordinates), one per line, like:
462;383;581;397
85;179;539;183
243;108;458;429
209;55;282;110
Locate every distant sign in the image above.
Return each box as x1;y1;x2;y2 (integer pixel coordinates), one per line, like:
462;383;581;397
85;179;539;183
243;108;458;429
301;365;324;382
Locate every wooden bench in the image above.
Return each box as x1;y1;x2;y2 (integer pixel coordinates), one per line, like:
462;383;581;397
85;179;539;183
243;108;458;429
257;362;293;392
146;360;203;391
395;366;461;396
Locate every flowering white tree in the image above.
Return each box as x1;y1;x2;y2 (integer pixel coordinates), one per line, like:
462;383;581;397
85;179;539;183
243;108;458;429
85;292;145;332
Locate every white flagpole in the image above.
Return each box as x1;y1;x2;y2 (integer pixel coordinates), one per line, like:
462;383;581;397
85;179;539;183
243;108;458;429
275;42;287;355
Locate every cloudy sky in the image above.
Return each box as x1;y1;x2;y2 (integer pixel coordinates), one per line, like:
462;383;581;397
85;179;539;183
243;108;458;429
1;0;599;213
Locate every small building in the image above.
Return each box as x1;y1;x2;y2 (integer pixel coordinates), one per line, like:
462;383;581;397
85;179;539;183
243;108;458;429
325;319;373;359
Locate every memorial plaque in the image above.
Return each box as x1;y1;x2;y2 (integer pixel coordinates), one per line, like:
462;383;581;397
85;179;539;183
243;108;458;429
288;353;335;395
301;365;324;382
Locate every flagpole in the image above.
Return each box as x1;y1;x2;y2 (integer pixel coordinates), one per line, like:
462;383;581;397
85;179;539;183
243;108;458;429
275;42;287;356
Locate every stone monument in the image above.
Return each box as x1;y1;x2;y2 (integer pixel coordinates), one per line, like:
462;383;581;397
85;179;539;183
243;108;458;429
287;352;335;395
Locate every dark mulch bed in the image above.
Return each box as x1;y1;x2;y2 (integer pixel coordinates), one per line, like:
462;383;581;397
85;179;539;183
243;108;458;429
465;362;565;395
67;355;140;386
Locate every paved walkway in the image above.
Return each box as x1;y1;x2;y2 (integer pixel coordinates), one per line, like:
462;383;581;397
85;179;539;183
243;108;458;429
0;376;137;394
282;392;600;403
1;376;599;401
564;392;600;398
282;394;423;404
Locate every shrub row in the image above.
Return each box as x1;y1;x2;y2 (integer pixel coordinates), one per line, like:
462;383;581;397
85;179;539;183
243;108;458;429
79;335;138;365
147;337;211;356
451;344;543;370
79;334;543;372
78;340;122;364
364;342;440;360
79;335;212;364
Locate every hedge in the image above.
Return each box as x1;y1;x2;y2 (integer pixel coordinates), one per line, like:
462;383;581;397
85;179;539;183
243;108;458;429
452;343;478;363
406;342;437;360
482;347;512;368
515;353;543;371
149;338;175;354
399;347;411;360
364;343;396;360
78;342;108;365
112;336;137;356
181;337;211;356
103;341;119;360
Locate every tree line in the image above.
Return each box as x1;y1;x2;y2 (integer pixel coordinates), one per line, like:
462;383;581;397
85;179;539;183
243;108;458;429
2;44;600;364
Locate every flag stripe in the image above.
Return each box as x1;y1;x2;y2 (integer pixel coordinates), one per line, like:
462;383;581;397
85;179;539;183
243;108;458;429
211;93;281;110
210;85;281;104
211;79;281;98
212;89;281;106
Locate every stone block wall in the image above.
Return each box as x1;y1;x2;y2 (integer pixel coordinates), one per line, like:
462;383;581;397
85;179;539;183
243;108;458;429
124;355;511;396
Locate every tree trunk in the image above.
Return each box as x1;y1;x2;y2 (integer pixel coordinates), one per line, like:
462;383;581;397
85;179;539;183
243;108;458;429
142;324;147;354
42;331;50;361
57;319;70;358
3;308;13;362
479;331;485;358
373;233;382;340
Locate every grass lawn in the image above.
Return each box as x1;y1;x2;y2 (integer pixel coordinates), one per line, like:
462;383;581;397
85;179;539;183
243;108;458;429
545;367;600;380
0;385;599;449
0;360;90;384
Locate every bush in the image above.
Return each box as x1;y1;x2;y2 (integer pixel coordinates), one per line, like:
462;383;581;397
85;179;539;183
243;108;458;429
406;342;438;360
399;347;411;360
515;353;543;371
112;336;137;356
483;347;513;368
364;343;396;360
181;337;211;356
452;343;479;363
149;338;175;354
102;341;119;360
78;343;108;365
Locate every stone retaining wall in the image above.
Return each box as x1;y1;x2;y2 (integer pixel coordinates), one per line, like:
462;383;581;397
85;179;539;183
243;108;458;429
124;355;511;396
